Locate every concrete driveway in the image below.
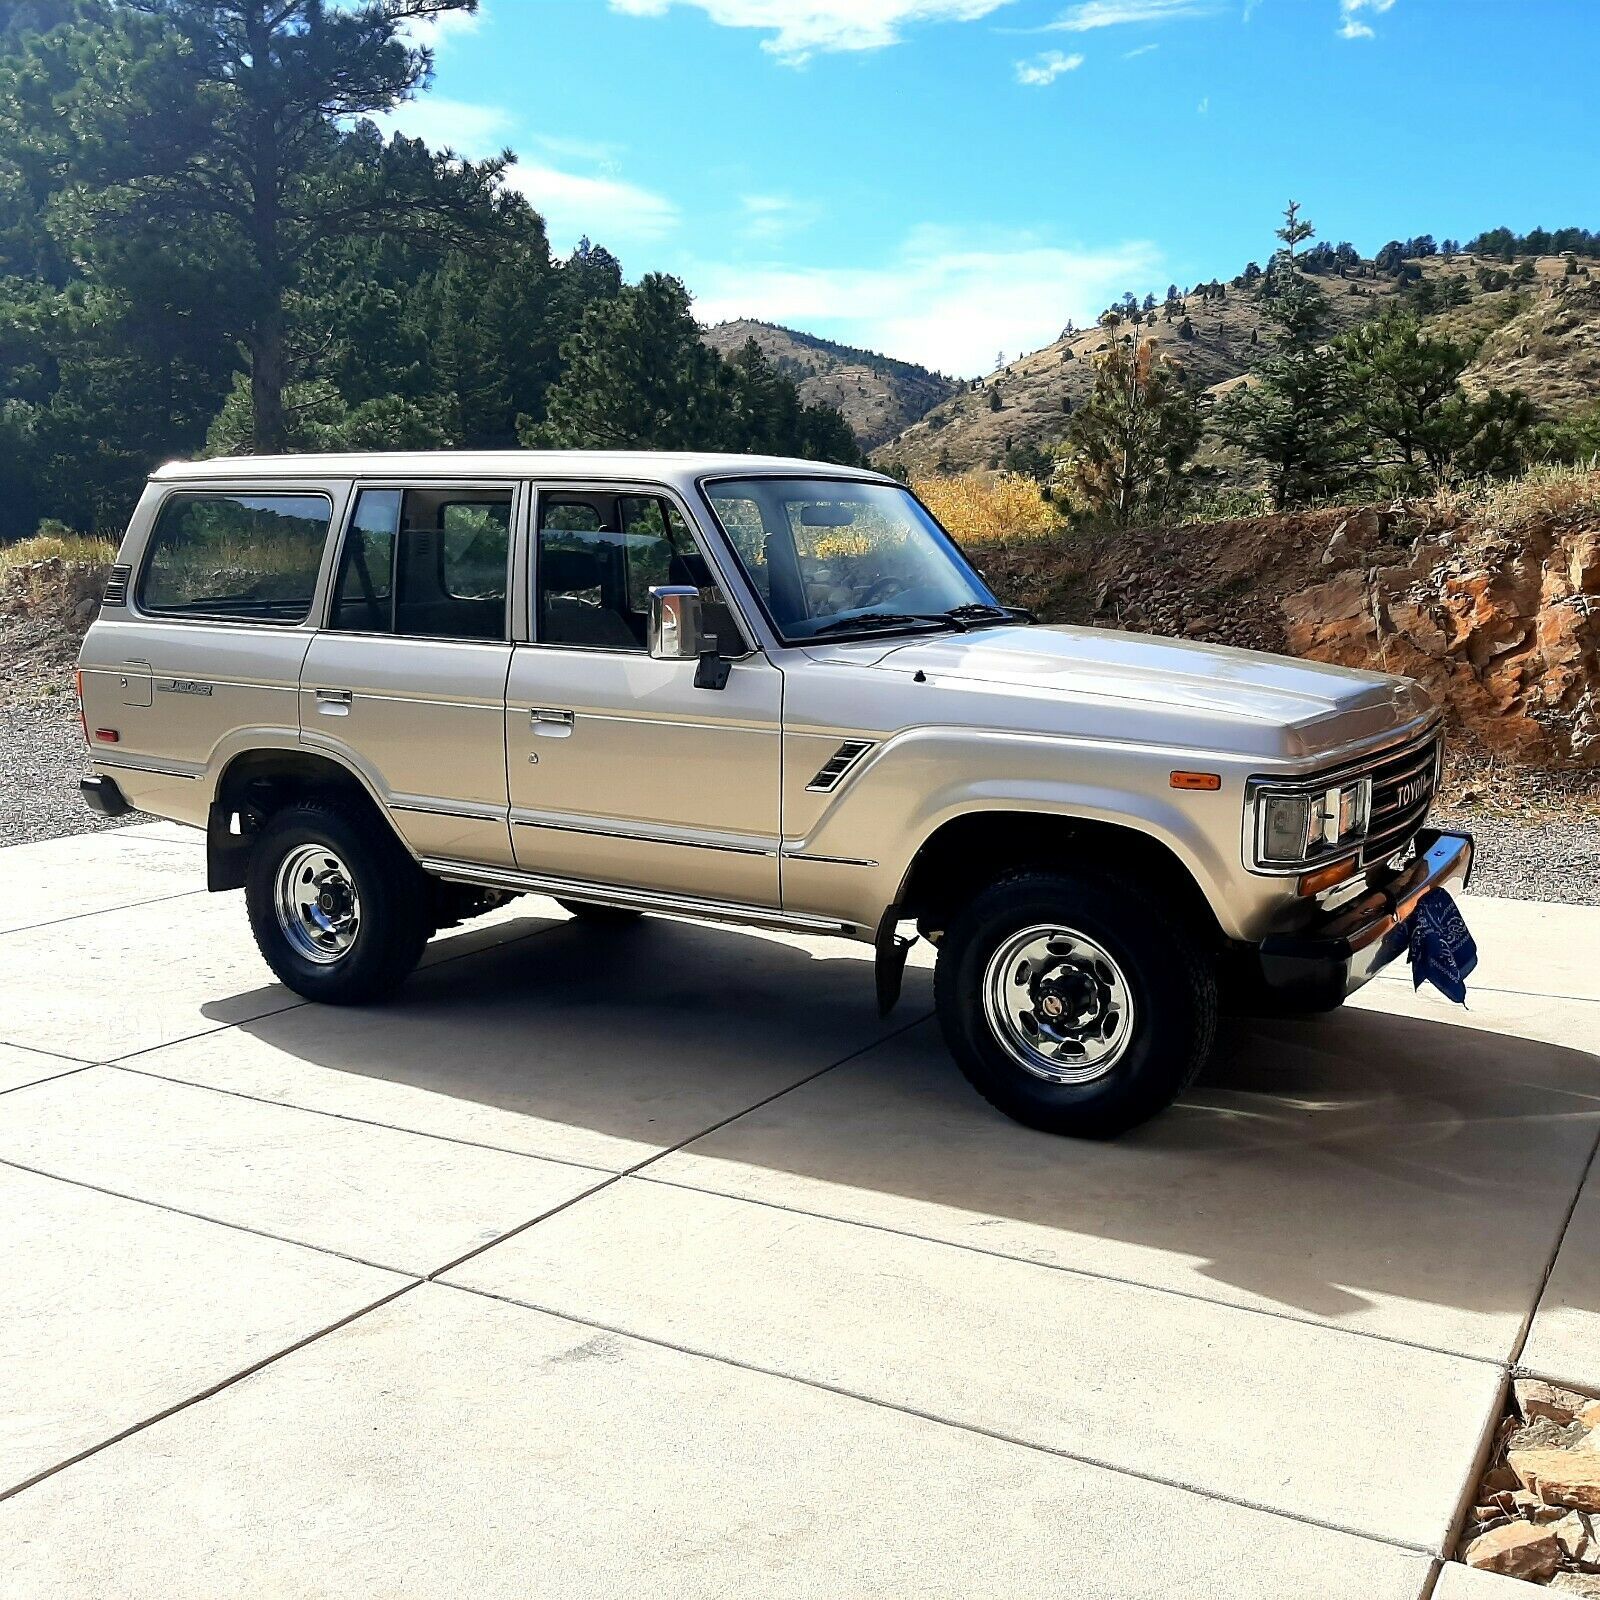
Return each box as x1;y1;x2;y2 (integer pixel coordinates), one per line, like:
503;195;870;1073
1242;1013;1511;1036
1;823;1597;1598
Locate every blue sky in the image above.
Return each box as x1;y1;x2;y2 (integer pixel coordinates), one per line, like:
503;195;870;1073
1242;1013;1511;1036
386;0;1600;376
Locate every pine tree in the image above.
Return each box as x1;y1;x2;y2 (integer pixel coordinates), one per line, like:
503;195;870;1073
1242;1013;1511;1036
1218;203;1361;510
1062;340;1200;525
5;0;507;453
528;275;736;451
1339;306;1534;487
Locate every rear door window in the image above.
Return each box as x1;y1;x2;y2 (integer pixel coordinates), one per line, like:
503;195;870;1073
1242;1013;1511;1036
139;492;330;623
329;487;512;641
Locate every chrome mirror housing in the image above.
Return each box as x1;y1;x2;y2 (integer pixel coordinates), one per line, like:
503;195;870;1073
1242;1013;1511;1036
648;585;707;661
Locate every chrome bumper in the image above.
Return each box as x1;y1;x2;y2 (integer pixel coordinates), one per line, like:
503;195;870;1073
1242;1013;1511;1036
1253;830;1475;1009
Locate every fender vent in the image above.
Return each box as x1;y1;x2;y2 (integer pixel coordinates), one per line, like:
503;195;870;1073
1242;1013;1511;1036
807;739;874;792
101;564;132;607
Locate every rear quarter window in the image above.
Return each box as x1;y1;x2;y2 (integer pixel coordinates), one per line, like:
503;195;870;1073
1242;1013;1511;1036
139;492;331;623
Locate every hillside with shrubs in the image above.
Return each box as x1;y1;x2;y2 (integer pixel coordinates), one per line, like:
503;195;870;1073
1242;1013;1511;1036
880;217;1600;499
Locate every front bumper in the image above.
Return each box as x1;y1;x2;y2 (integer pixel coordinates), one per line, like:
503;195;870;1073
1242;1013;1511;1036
1252;829;1475;1010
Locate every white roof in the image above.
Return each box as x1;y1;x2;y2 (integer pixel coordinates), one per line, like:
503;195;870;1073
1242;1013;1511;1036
150;449;890;488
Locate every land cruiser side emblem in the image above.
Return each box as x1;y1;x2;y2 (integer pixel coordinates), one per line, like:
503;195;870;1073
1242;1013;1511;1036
157;678;214;697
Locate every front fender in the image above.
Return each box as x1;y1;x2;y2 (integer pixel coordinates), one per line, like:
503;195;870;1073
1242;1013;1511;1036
782;728;1279;942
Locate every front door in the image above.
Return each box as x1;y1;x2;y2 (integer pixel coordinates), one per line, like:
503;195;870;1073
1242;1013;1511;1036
505;486;782;907
299;482;519;866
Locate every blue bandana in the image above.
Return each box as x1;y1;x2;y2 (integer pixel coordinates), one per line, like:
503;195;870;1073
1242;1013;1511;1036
1406;888;1478;1004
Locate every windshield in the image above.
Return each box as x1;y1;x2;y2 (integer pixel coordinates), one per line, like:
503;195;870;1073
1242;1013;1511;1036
702;477;999;643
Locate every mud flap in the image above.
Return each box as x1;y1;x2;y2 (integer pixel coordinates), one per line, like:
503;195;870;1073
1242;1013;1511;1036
206;802;254;892
874;917;916;1018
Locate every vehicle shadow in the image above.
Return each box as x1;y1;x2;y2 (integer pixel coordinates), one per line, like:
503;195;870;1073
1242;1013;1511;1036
207;908;1600;1352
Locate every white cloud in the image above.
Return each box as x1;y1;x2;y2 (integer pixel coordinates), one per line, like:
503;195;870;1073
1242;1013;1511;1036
503;163;680;250
399;3;486;53
1196;94;1208;111
739;193;822;240
528;133;625;173
689;226;1160;375
1015;49;1084;85
372;96;513;158
1043;0;1209;31
1337;0;1395;38
609;0;1018;64
373;95;676;252
1122;41;1159;55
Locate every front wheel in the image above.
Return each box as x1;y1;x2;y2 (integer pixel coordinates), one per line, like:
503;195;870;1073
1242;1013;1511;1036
246;801;429;1004
934;869;1217;1139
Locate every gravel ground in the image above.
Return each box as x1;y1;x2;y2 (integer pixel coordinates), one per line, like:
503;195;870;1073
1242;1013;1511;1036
3;701;1598;904
0;699;137;848
1433;809;1600;907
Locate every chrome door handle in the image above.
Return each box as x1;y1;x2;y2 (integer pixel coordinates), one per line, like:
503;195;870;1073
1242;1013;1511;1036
315;688;353;716
530;707;574;727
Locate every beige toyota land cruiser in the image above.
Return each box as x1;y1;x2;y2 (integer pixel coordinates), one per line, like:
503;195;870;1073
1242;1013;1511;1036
76;451;1472;1138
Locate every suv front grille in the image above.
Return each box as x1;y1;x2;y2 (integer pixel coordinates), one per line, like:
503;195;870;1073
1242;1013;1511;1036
1362;733;1441;865
101;564;131;607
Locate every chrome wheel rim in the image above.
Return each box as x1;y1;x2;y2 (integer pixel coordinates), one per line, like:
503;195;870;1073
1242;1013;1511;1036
982;924;1135;1085
273;843;361;966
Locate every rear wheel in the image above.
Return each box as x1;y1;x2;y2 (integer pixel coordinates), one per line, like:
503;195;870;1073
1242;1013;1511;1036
934;868;1216;1138
246;801;428;1003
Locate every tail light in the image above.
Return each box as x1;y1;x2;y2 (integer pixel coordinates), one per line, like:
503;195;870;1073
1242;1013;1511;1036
73;670;90;748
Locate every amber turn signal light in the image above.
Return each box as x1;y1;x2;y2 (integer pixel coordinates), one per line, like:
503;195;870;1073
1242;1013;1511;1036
1169;771;1221;792
1298;858;1358;897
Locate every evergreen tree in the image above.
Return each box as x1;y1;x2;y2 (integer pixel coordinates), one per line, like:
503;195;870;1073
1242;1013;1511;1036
1339;306;1535;487
526;277;861;463
1218;203;1361;510
3;0;508;454
1062;339;1200;525
528;275;733;451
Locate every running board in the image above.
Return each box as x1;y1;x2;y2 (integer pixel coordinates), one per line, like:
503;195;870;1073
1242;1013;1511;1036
418;857;865;940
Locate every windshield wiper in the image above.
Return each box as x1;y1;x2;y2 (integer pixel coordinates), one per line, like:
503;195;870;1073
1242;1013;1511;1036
811;611;969;637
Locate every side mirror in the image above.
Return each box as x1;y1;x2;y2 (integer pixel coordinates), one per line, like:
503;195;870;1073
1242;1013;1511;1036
648;585;706;660
648;585;730;690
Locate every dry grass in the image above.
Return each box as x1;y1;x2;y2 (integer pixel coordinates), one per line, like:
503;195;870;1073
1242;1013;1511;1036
1428;462;1600;534
914;472;1066;547
0;531;117;573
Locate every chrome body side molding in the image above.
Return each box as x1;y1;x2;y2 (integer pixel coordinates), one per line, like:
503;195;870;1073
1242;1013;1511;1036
418;856;866;939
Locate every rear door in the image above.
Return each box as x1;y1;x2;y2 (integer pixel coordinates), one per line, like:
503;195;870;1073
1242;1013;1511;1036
299;481;521;867
504;483;783;907
79;482;341;824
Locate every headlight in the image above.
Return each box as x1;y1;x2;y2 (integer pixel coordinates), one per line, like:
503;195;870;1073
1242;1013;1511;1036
1252;777;1371;870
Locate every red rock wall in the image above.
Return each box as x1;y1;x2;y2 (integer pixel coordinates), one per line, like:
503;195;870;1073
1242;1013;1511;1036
1282;523;1600;766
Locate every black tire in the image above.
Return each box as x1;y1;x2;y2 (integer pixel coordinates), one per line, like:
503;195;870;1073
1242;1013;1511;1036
555;898;644;925
934;868;1217;1139
246;800;429;1004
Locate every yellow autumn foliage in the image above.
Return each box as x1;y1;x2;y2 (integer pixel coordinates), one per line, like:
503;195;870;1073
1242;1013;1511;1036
913;472;1066;547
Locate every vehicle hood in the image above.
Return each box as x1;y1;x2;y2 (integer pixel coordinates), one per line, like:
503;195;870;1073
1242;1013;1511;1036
834;623;1436;760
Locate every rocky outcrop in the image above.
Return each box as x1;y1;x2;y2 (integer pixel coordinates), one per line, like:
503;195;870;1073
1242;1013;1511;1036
977;484;1600;775
1281;516;1600;765
1;557;111;701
